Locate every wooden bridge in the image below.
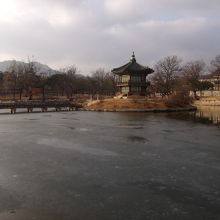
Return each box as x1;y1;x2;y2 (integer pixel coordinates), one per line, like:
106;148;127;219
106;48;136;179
0;100;82;114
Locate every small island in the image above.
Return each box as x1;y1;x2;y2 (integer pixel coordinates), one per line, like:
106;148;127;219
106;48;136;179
85;97;196;112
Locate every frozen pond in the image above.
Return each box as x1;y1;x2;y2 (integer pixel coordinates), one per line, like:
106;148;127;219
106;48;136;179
0;109;219;219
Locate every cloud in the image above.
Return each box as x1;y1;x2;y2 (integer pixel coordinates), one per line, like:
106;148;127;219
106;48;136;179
0;0;219;74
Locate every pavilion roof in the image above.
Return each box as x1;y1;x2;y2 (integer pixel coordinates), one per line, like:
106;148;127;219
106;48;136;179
112;52;154;75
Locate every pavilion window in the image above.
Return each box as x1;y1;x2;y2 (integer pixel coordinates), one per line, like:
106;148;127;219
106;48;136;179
132;76;141;82
131;87;141;92
122;75;130;82
122;87;129;93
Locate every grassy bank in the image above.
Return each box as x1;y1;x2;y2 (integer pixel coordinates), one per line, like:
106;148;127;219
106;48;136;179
85;97;196;112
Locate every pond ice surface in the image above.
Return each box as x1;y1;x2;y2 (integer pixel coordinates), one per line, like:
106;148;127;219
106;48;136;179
0;110;219;220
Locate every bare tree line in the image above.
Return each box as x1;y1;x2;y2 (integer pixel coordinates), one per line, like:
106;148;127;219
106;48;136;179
150;55;220;98
0;60;117;101
0;55;219;101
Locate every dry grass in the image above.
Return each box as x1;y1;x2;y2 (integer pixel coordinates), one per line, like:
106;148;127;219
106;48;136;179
165;92;192;108
86;97;168;111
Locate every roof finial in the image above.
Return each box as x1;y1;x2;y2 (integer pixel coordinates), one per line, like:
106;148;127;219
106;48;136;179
130;51;136;62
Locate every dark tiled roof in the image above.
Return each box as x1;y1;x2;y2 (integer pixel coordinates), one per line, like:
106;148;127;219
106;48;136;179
112;53;154;75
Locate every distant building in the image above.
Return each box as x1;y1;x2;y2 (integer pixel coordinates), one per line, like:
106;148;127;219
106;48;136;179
112;52;154;96
23;88;43;96
200;73;220;91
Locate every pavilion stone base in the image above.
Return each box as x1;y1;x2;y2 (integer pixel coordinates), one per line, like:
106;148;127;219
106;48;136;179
115;92;147;99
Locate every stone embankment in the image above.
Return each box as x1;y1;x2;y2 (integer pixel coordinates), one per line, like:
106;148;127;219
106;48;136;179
194;96;220;106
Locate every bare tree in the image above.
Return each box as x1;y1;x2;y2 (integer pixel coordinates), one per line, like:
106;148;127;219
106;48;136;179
65;66;78;98
3;72;17;100
91;68;116;95
22;59;39;100
47;73;66;96
91;68;106;94
3;61;24;100
37;72;49;102
210;55;220;90
182;60;205;98
151;56;182;97
211;55;220;70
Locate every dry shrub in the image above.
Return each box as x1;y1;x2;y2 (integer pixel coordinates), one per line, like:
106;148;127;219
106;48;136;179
165;91;192;108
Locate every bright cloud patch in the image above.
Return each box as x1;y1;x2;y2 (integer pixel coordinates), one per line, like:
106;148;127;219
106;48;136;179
48;8;74;27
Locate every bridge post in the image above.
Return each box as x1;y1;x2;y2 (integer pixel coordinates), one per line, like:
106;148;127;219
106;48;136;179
27;108;33;113
41;107;47;112
10;108;16;114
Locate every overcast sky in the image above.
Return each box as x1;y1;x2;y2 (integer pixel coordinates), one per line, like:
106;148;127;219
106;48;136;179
0;0;219;74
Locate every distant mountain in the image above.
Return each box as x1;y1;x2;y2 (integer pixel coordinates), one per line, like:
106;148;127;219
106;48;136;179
0;60;58;75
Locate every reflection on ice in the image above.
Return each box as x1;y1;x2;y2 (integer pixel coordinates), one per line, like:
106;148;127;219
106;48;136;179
37;138;118;157
118;123;144;129
126;135;148;144
0;111;219;219
165;106;220;126
196;106;220;125
79;128;89;132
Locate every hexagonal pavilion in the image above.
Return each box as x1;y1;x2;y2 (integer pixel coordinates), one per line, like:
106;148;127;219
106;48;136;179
112;52;154;96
